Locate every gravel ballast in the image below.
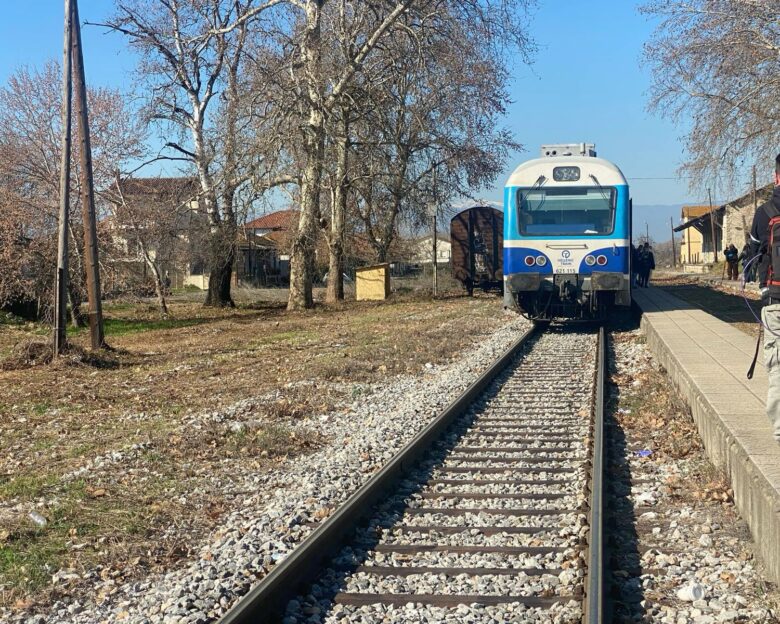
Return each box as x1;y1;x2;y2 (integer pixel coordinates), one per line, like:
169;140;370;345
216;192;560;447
281;329;596;624
608;326;780;623
8;316;531;624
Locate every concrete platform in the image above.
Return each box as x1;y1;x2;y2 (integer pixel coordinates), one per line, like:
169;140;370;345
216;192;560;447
632;287;780;583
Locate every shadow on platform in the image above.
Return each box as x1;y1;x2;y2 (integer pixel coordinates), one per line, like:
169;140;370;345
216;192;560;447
650;282;761;334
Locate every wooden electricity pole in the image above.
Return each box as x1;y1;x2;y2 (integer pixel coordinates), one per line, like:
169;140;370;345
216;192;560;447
670;216;676;267
71;0;104;348
432;213;438;298
753;165;758;214
54;0;73;356
708;187;719;264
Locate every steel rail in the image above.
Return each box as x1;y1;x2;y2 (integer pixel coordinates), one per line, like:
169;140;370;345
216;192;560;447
218;325;539;624
583;326;606;624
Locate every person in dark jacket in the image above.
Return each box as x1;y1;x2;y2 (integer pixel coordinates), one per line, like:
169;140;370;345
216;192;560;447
724;244;739;280
739;244;754;282
638;243;655;287
630;243;639;287
748;152;780;443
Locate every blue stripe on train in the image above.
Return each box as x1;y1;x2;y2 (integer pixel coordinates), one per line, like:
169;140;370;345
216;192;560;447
503;246;629;275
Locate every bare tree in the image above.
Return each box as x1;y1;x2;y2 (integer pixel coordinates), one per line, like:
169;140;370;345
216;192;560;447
351;6;521;263
272;0;533;309
102;0;281;307
106;176;201;317
212;0;534;309
0;61;144;320
276;1;416;310
642;0;780;188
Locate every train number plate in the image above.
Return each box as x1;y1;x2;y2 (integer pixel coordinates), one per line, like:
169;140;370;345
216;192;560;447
556;268;576;274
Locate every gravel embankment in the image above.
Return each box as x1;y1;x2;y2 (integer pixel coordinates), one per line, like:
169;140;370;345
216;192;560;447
12;315;530;624
608;327;780;624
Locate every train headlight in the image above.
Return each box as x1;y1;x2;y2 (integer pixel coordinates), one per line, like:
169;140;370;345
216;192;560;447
584;255;596;267
535;255;547;266
524;256;536;266
596;255;608;266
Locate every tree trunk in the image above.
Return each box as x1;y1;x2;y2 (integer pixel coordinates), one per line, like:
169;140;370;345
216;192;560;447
190;105;234;309
67;284;85;328
140;245;168;318
288;144;322;310
288;0;324;311
205;224;236;308
326;239;345;301
326;113;349;302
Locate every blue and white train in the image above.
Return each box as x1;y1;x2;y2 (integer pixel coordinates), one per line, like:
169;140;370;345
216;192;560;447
503;143;632;321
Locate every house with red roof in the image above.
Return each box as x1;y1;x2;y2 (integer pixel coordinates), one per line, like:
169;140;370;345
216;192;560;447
238;209;300;286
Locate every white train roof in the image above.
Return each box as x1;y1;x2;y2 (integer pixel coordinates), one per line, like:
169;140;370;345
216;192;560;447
505;156;628;187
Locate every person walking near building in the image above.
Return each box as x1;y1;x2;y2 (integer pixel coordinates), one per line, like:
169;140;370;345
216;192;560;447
739;244;754;282
638;242;655;287
724;243;739;280
748;153;780;443
630;243;639;287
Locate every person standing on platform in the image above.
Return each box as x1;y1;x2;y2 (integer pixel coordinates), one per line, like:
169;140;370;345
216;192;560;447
639;242;655;287
630;243;639;287
637;245;647;287
739;244;753;282
748;153;780;443
724;244;739;280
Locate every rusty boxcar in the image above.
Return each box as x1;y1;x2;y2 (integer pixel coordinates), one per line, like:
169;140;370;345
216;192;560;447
450;206;503;295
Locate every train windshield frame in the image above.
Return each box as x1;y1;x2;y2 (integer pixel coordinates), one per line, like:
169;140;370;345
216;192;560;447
517;186;616;237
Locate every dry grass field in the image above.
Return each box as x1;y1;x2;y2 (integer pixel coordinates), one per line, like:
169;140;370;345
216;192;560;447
0;287;507;610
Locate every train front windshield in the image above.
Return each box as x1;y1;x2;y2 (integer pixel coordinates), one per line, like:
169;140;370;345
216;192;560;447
518;186;616;236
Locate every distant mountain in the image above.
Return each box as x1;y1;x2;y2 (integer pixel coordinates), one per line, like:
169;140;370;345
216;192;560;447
632;204;684;244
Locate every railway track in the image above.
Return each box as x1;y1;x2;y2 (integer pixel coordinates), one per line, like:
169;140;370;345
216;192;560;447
220;325;607;624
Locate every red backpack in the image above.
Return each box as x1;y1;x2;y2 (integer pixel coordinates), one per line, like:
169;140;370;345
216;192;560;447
748;202;780;379
768;203;780;290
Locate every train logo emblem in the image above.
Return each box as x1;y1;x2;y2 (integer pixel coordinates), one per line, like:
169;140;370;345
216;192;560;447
560;249;573;266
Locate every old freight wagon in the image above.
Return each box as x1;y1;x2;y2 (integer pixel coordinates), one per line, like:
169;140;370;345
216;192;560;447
450;206;503;295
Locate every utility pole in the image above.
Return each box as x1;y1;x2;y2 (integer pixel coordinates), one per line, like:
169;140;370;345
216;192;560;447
54;0;73;356
71;0;104;349
431;169;438;299
645;221;649;244
432;213;438;298
753;165;758;214
670;216;676;268
708;188;719;264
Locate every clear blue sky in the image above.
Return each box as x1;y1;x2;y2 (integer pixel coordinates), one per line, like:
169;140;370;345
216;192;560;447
490;0;693;207
0;2;132;91
0;1;697;240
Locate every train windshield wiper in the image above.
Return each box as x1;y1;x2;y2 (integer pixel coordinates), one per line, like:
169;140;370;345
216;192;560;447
528;175;547;211
589;174;611;205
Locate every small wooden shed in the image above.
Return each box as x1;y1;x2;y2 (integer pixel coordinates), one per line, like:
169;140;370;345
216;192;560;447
355;263;391;300
450;206;503;295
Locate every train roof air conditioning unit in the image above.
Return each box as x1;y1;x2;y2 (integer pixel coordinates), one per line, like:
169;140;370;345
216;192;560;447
540;143;596;158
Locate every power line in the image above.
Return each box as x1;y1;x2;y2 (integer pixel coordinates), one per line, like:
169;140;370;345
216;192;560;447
626;176;693;180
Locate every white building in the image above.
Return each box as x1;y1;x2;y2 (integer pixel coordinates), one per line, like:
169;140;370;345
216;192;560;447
410;235;451;265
